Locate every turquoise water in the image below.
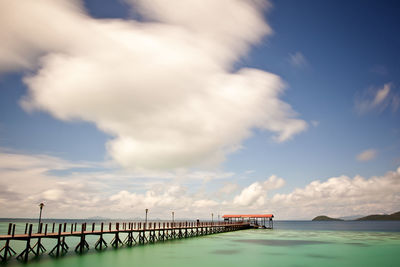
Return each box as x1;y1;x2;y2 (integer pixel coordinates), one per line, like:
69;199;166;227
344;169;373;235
1;221;399;267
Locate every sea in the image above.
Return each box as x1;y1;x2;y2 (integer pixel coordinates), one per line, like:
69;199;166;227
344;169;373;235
0;220;399;267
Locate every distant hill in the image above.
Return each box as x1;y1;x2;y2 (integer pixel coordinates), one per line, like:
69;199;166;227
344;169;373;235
312;215;343;221
87;216;110;220
356;211;400;221
339;215;365;220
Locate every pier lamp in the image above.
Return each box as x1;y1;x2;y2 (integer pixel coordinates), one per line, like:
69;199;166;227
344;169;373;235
211;213;214;224
172;211;174;224
145;209;148;225
38;203;45;231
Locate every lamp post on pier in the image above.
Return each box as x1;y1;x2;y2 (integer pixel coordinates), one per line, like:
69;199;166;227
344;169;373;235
145;209;148;224
211;213;214;225
38;203;45;232
172;211;174;226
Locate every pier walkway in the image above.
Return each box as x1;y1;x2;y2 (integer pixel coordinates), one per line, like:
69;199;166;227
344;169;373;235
0;221;250;263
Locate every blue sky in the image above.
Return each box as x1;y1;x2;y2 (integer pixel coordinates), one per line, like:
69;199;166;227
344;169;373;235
227;0;400;188
0;0;399;219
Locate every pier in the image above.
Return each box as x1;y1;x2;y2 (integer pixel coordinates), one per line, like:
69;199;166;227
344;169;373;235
0;220;250;263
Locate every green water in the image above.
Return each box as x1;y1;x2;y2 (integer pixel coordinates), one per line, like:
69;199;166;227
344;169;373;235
1;223;400;267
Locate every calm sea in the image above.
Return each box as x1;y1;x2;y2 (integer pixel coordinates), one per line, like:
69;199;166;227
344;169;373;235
1;220;399;267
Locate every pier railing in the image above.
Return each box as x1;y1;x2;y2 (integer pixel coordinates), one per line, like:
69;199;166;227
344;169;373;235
0;221;250;263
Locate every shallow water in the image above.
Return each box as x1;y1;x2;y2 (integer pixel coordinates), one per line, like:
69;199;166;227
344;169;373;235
1;221;399;267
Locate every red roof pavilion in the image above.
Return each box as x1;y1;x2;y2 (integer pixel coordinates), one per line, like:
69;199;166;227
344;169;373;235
222;214;274;218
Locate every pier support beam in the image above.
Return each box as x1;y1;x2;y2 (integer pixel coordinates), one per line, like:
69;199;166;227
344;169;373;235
49;224;68;257
149;230;157;243
111;233;123;248
111;223;123;248
0;224;16;261
124;232;136;246
17;224;37;262
33;223;46;256
178;228;183;239
75;223;89;254
138;230;147;244
95;223;108;250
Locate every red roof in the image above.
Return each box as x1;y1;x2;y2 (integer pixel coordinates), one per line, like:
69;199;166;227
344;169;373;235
222;214;274;218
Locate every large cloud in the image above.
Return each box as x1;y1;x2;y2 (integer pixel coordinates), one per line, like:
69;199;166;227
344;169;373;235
0;0;307;170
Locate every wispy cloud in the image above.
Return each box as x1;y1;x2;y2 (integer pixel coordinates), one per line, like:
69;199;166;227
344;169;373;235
288;51;308;68
356;149;377;162
355;83;399;114
311;120;319;127
370;65;388;75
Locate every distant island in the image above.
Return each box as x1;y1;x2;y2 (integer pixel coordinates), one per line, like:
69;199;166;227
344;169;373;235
312;211;400;221
312;215;343;221
87;216;110;220
356;211;400;221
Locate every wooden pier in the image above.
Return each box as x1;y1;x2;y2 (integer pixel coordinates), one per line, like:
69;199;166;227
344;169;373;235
0;221;250;263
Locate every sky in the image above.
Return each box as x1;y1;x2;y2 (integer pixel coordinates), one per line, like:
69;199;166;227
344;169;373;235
0;0;399;220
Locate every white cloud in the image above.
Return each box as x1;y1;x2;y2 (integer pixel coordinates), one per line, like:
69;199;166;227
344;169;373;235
0;149;232;218
271;168;400;219
263;175;286;190
0;0;307;170
356;149;377;162
1;149;400;220
193;199;219;208
109;185;190;211
373;84;391;106
355;83;399;114
125;0;271;63
311;120;319;127
288;51;307;67
233;175;285;206
0;157;104;217
233;182;266;206
218;182;239;195
0;148;88;170
42;189;64;201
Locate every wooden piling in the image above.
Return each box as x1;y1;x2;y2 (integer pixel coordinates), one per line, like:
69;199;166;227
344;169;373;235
111;223;122;248
33;223;46;256
17;224;37;262
75;223;89;253
49;224;62;257
0;223;16;261
95;222;107;250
